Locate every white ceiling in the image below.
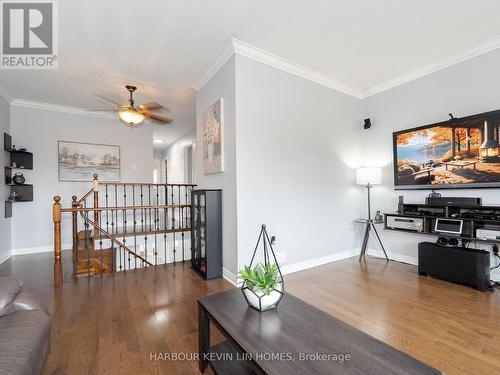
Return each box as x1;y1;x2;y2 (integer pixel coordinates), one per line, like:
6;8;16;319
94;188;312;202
2;0;500;148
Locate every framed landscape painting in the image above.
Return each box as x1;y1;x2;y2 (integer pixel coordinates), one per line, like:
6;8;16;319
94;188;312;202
58;141;120;182
202;98;224;174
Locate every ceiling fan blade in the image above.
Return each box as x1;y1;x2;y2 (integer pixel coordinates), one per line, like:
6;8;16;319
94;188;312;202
93;93;122;107
85;108;116;112
143;112;173;124
138;101;162;110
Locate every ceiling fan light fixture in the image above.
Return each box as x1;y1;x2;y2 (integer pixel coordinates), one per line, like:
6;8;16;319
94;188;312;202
93;85;171;126
118;107;145;127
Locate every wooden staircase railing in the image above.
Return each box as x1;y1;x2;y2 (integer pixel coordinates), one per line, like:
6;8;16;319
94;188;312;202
53;174;196;285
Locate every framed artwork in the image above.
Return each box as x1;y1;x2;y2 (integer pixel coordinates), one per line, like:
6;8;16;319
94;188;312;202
202;98;224;174
58;141;120;182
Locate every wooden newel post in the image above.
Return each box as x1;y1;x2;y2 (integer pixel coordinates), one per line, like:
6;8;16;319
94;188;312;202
93;174;99;227
53;196;62;286
71;196;78;280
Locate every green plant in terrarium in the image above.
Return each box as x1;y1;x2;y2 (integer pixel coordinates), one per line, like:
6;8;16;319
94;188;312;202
239;263;280;296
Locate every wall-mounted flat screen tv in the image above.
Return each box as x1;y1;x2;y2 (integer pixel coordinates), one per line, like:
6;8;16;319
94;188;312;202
393;109;500;190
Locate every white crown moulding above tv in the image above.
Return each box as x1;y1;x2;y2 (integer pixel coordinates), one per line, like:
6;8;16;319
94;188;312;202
192;36;500;99
192;38;364;98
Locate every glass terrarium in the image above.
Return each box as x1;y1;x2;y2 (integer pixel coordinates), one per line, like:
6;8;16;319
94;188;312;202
240;225;284;312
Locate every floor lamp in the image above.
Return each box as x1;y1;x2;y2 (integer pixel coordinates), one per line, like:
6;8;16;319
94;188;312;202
356;167;389;262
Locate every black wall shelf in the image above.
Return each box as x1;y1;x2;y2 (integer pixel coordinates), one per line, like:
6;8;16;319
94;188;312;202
9;150;33;169
4;133;33;218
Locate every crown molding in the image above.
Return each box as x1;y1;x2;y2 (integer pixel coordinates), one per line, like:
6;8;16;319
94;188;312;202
194;36;500;100
231;39;364;98
192;39;235;91
5;35;500;109
192;38;364;99
10;98;116;119
0;85;13;103
363;35;500;98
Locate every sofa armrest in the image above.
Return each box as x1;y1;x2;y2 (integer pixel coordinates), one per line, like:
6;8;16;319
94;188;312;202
0;276;22;317
11;290;45;313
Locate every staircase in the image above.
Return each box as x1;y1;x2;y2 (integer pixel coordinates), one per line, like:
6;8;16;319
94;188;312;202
52;175;196;285
75;230;114;276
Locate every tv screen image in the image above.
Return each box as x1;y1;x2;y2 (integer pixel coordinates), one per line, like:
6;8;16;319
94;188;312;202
393;109;500;189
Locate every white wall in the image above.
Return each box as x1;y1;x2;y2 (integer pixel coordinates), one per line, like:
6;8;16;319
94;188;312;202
235;55;364;270
193;46;500;281
195;56;238;277
362;48;500;274
0;96;11;263
163;129;196;184
10;106;154;252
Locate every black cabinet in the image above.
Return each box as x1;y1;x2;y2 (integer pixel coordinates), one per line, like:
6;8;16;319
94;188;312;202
191;189;222;280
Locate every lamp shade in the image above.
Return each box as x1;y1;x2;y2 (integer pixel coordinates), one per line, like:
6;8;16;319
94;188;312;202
118;107;145;127
356;167;382;185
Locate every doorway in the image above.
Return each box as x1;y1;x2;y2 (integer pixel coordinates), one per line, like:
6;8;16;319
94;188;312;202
185;144;194;184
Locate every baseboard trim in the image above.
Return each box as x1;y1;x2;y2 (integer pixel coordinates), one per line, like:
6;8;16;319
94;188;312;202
224;250;358;286
0;251;12;265
222;267;238;286
11;243;72;256
281;249;359;276
366;248;418;265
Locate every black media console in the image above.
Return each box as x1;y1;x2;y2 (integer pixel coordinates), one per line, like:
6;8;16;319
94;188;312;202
384;199;498;291
384;201;500;244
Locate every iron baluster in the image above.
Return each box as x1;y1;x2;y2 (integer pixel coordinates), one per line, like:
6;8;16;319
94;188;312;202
140;185;144;231
123;185;127;271
123;185;128;233
84;200;91;278
180;187;185;261
114;184;118;234
133;185;137;270
144;232;148;268
171;186;176;262
110;185;115;234
99;210;104;276
164;197;167;264
148;185;152;231
105;185;109;233
119;245;122;271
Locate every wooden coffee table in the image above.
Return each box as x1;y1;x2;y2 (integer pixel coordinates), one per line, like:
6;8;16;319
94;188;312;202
198;289;441;375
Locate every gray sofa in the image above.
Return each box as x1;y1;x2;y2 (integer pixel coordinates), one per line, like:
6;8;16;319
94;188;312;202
0;277;50;375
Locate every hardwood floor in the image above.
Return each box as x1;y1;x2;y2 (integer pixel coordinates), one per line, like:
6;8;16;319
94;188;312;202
0;251;232;375
286;258;500;375
1;252;499;375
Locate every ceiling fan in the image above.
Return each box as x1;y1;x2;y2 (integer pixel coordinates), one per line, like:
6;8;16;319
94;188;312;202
91;85;173;127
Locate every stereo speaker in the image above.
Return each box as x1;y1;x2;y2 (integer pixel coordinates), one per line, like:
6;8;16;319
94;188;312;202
363;118;371;129
425;196;482;206
418;242;490;291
